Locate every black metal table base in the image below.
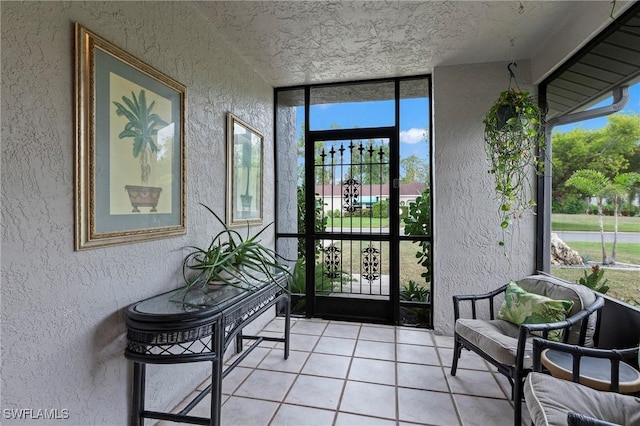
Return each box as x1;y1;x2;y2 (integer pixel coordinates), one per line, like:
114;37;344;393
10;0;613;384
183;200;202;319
125;279;290;426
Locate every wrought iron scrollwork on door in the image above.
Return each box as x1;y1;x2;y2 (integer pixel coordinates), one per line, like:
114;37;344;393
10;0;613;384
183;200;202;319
361;245;380;282
342;178;360;212
323;243;341;279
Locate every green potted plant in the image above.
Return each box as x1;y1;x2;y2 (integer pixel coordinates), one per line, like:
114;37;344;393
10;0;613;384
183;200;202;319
181;204;291;291
483;85;545;253
113;89;168;212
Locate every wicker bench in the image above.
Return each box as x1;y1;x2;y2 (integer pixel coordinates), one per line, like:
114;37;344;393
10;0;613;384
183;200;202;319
451;274;604;426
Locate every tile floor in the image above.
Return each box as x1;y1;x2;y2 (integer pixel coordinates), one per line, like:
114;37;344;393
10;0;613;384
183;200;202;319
159;317;531;426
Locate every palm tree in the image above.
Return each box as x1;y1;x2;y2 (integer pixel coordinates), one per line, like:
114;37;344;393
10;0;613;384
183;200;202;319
566;170;610;264
608;172;640;263
567;170;640;265
113;90;168;184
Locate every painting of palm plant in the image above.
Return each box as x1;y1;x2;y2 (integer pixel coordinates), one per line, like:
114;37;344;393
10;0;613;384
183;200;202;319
113;89;168;185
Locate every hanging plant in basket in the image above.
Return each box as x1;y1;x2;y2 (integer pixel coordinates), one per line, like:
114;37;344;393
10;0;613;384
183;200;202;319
483;63;546;254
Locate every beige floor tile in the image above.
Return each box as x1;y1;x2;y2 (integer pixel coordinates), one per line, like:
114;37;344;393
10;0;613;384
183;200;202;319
494;371;513;399
230;346;271;368
398;388;460;425
285;375;345;409
397;362;450;392
251;331;283;348
359;325;396;342
234;369;296;402
454;394;514;426
262;316;290;333
335;412;397;426
354;339;396;361
397;327;433;346
156;391;210;425
222;366;252;395
291;320;327;335
348;357;396;385
314;336;357;356
271;404;336;426
324;322;361;339
165;321;522;426
432;333;455;348
276;333;319;352
301;352;352;379
397;343;440;365
447;369;507;399
257;349;309;374
440;347;489;370
339;381;396;420
220;396;278;426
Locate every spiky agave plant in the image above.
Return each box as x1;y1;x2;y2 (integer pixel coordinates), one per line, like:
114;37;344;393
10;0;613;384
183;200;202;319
181;204;291;291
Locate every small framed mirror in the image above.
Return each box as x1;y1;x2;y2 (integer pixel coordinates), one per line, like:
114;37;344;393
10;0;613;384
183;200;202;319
227;113;263;226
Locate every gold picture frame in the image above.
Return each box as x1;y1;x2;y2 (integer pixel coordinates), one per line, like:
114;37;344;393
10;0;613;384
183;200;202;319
226;113;264;227
75;23;186;250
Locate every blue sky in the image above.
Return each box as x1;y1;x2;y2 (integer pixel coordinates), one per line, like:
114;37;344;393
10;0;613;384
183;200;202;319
296;97;431;172
295;81;640;180
299;82;640;136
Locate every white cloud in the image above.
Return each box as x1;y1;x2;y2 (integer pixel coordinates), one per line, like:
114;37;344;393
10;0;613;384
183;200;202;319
400;128;427;144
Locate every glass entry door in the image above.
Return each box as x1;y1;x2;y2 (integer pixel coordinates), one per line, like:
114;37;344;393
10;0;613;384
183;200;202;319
306;131;399;323
275;77;432;327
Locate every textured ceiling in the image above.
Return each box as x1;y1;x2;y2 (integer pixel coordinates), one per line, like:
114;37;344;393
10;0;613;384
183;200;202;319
194;1;614;87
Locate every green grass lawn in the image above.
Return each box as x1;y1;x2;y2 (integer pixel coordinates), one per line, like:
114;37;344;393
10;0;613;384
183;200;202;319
328;213;640;232
326;217;390;228
563;242;640;265
552;268;640;306
321;212;638;303
552;213;640;232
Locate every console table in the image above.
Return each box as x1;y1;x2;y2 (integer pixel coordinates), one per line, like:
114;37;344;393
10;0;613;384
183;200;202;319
125;276;290;426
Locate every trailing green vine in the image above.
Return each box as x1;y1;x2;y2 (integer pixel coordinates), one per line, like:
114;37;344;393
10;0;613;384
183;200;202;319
483;87;545;253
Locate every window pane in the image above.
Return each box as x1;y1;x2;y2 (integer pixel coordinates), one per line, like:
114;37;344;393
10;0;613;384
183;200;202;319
399;78;430;180
309;81;395;130
550;81;640;307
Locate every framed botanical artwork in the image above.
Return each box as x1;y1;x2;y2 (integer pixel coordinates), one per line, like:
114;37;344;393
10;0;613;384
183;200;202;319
226;113;263;227
74;23;186;250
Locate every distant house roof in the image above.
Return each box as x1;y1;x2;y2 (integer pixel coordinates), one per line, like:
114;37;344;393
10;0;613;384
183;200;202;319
314;182;426;197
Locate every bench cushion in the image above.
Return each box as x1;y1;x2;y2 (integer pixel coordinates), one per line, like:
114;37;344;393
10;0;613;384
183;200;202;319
455;275;598;368
524;372;640;426
518;275;598;347
455;318;534;368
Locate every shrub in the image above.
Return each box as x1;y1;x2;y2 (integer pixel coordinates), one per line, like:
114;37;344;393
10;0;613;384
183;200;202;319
371;200;389;218
403;188;431;284
553;195;587;214
400;280;430;302
343;208;371;218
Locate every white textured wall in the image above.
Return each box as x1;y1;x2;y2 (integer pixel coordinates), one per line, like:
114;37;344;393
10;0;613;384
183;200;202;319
1;2;275;424
432;62;536;336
